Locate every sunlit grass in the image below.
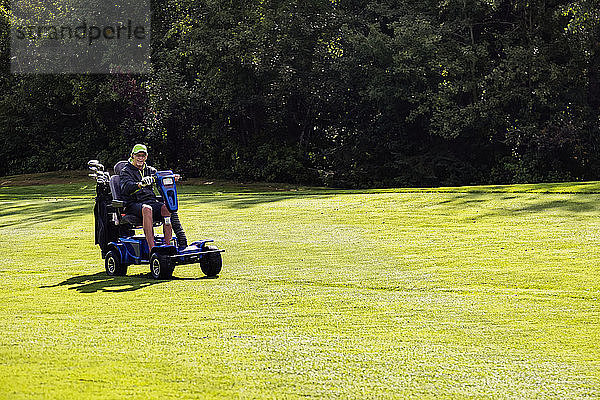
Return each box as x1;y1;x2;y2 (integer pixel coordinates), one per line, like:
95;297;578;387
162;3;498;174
0;179;599;398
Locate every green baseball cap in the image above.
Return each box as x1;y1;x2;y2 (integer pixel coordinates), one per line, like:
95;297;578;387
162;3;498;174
131;144;148;155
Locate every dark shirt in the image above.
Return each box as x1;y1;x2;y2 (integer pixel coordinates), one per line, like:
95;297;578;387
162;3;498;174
120;161;158;206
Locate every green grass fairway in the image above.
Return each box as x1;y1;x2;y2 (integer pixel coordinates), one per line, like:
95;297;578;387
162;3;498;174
1;180;599;398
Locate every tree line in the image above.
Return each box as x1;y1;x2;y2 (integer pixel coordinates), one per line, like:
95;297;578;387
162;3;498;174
0;0;598;187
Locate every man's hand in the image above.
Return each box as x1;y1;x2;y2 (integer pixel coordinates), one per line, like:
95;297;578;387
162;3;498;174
141;176;154;187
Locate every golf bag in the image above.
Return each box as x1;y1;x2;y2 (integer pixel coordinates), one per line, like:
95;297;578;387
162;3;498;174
94;182;120;258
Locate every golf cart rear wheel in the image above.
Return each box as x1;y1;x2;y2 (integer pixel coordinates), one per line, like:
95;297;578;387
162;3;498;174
105;250;127;276
150;253;174;280
200;245;222;277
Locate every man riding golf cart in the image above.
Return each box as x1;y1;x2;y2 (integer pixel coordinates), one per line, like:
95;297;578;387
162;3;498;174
88;144;223;279
120;144;175;251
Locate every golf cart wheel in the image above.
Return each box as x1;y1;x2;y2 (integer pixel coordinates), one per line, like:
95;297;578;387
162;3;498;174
150;253;174;280
200;245;222;277
105;250;127;276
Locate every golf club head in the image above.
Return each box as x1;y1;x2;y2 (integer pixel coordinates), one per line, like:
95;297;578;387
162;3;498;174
88;160;104;171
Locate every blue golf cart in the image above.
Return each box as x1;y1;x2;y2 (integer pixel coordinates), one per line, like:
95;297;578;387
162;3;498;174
89;160;223;279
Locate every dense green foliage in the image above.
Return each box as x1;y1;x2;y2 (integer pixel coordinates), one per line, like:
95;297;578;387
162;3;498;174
1;0;599;187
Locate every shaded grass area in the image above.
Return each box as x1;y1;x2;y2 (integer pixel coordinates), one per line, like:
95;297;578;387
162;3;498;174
0;181;599;398
2;170;600;200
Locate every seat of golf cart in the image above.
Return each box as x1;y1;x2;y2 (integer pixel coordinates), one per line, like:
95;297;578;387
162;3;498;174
109;161;163;229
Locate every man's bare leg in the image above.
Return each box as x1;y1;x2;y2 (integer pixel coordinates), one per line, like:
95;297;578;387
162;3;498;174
142;205;155;250
161;204;173;245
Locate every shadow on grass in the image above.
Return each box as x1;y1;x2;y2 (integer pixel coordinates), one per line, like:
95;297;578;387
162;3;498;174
192;190;599;214
41;272;218;293
180;193;335;209
512;199;597;213
40;272;163;293
434;192;599;217
5;185;598;231
0;200;90;228
0;183;95;200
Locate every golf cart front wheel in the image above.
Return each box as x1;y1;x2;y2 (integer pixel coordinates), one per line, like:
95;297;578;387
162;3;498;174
150;253;174;280
200;245;222;277
105;250;127;276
